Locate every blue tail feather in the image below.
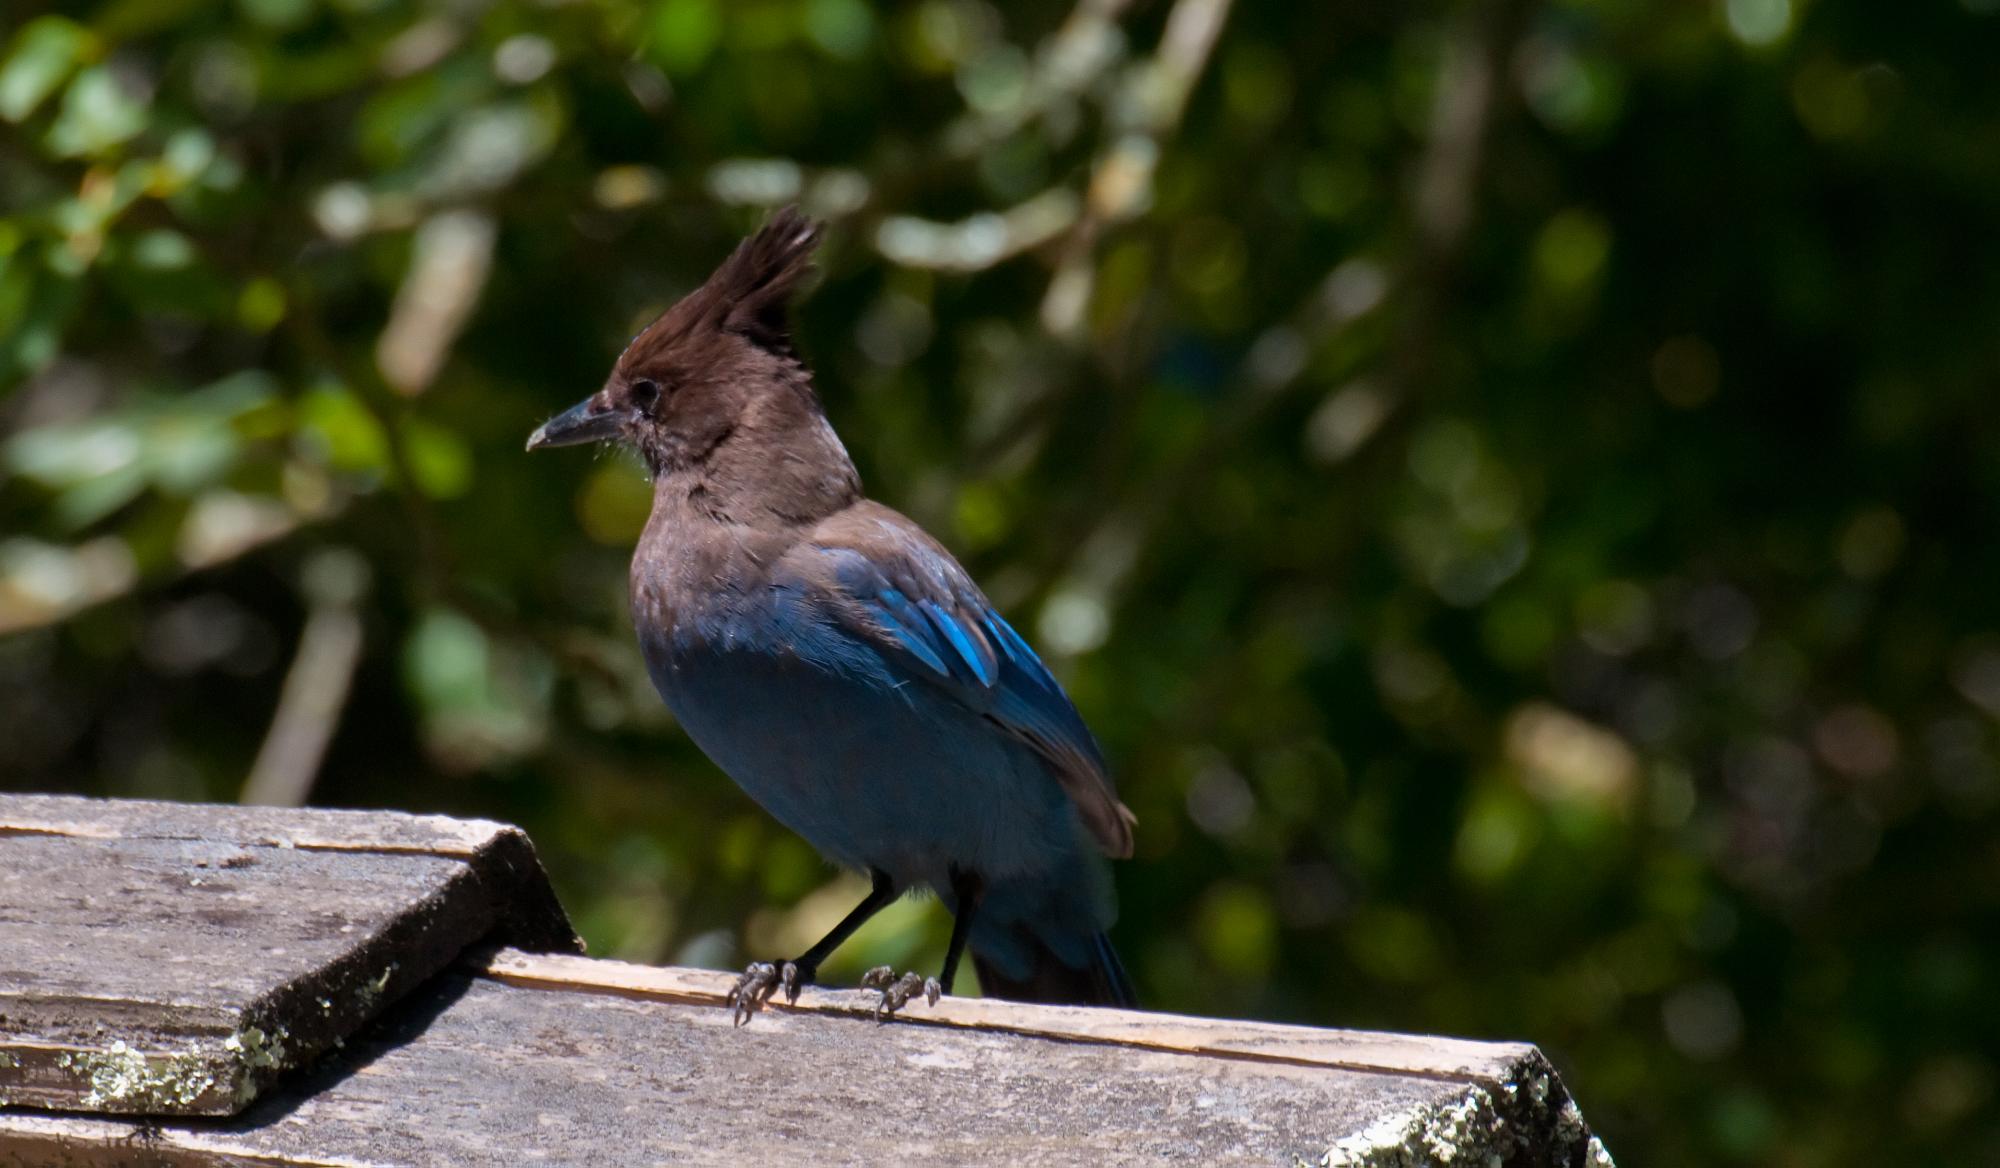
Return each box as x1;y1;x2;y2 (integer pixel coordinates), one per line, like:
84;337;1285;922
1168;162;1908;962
972;929;1135;1008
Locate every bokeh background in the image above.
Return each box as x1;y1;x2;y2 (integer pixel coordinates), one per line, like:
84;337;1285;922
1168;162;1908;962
4;0;1998;1161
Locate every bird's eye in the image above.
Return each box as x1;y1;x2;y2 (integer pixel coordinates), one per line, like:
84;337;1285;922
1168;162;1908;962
630;378;661;407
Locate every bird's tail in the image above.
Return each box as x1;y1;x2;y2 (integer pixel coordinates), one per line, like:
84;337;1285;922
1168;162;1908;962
972;930;1136;1008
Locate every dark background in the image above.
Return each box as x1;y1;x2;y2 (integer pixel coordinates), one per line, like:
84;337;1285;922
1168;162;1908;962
4;0;1998;1161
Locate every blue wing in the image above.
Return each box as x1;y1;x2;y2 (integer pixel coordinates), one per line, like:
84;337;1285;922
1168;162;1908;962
797;534;1134;859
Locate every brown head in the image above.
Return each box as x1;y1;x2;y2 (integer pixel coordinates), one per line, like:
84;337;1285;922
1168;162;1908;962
527;206;860;523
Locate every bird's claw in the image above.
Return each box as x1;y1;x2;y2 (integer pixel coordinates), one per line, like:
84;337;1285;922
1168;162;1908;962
726;961;779;1026
727;960;811;1025
860;965;942;1020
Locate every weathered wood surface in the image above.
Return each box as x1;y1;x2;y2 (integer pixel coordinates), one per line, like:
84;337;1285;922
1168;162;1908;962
1;948;1614;1167
486;949;1560;1081
0;797;1615;1164
0;795;578;1118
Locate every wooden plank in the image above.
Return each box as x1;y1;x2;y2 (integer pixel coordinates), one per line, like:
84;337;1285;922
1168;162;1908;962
482;948;1541;1082
0;793;530;856
0;796;579;1119
0;798;1613;1164
0;968;1614;1167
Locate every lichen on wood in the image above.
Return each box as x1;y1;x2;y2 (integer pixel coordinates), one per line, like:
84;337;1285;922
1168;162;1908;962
1318;1056;1616;1168
41;1023;300;1115
56;1042;226;1114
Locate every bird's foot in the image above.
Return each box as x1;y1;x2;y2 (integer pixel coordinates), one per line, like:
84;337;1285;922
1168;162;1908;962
725;960;811;1026
860;965;942;1021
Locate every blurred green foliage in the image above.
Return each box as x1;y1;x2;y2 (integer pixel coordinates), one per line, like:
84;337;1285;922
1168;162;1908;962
4;0;1999;1161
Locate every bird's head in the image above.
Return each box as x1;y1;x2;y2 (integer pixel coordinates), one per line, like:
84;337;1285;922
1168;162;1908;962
526;206;829;479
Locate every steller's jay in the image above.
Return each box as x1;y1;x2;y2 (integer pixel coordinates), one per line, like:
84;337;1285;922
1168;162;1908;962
527;208;1136;1020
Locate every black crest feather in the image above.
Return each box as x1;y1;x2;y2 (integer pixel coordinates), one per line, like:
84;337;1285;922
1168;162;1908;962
707;205;821;352
618;206;823;372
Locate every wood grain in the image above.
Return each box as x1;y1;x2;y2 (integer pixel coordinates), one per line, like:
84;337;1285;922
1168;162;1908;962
2;971;1598;1167
480;948;1541;1082
0;797;1612;1165
0;796;578;1118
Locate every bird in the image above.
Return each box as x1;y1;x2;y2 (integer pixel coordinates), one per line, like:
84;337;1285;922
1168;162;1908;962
527;207;1136;1021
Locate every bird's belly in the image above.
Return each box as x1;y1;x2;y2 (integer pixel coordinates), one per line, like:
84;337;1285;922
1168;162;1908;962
643;638;1076;888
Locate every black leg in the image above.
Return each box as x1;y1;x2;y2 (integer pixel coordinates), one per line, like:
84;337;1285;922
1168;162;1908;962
727;868;898;1025
937;867;984;994
859;868;986;1020
791;867;898;979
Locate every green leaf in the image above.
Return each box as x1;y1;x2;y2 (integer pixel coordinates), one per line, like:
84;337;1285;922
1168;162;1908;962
649;0;721;75
7;419;142;489
0;17;93;123
404;607;492;712
129;229;195;270
236;0;315;32
804;0;874;60
297;385;391;476
46;64;148;158
416;98;562;198
0;258;82;378
577;461;651;545
403;419;473;499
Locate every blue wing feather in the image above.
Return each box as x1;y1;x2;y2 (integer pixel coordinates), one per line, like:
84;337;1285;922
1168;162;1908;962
872;587;951;679
919;599;997;687
800;533;1132;857
815;547;1099;766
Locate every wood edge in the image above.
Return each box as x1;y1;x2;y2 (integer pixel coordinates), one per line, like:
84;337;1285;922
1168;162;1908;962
475;949;1541;1084
0;824;120;841
0;795;518;859
0;810;577;1121
217;834;576;1117
461;829;584;955
0;1111;360;1168
282;819;528;860
1317;1048;1610;1168
0;997;246;1116
0;850;511;1120
0;991;240;1025
0;1038;247;1118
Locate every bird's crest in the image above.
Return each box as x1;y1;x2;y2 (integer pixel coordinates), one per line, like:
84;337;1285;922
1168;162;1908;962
619;206;822;370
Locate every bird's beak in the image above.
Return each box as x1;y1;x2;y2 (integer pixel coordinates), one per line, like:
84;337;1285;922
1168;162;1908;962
526;397;625;451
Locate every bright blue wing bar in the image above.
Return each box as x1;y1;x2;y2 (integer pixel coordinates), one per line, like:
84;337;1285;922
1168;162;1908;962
814;546;1104;769
983;609;1074;700
920;599;997;687
871;586;951;679
981;613;1104;768
795;521;1134;859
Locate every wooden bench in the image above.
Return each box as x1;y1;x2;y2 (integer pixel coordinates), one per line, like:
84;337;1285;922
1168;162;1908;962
0;795;1614;1166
